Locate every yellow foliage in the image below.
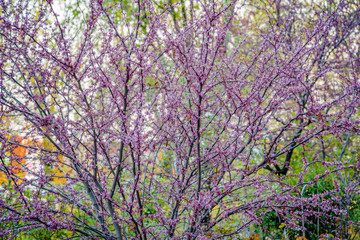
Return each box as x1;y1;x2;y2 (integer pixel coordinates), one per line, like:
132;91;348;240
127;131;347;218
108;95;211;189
42;138;68;184
158;150;163;161
35;11;40;20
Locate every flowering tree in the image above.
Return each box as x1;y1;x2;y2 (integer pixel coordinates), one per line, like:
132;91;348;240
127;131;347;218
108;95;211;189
0;0;359;239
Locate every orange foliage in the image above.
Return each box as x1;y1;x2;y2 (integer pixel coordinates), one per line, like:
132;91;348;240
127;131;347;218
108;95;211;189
244;233;261;240
296;236;308;240
0;136;69;185
0;137;27;184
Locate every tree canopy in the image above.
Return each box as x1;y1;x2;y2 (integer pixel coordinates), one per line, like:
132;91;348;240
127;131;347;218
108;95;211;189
0;0;360;239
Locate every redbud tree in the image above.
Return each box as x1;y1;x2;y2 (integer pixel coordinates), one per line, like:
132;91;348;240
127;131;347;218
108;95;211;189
0;0;359;239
